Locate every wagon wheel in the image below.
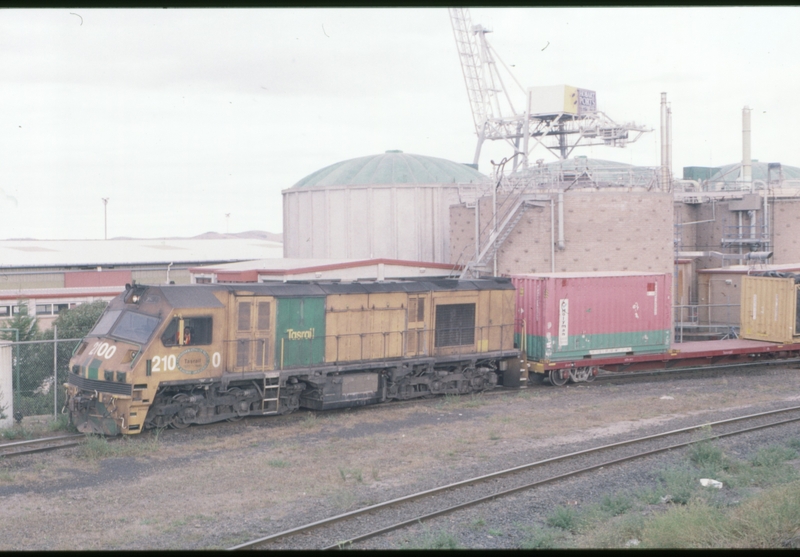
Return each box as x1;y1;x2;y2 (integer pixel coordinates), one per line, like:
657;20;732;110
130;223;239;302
548;369;568;387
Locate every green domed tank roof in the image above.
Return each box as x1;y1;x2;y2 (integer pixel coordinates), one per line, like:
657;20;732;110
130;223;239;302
291;151;489;189
706;160;800;183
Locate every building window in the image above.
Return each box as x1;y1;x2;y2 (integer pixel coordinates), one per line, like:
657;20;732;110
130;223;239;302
195;276;213;284
36;304;53;316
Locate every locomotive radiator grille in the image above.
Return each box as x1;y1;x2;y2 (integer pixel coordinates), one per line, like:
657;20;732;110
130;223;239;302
67;372;133;397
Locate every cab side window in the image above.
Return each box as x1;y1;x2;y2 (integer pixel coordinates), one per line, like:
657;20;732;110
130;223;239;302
161;317;213;347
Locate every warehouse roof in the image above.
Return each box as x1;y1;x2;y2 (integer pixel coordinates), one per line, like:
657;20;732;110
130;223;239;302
0;238;283;269
289;150;489;189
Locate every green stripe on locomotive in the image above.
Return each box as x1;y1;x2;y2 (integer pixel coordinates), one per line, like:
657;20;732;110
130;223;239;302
275;297;326;368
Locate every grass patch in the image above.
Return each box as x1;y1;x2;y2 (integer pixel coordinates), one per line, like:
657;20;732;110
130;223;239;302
576;513;646;549
598;493;634;517
407;529;461;549
546;506;579;532
299;413;319;429
536;438;800;549
338;467;363;483
470;518;486;529
436;393;488;410
688;440;728;475
519;525;567;549
267;459;289;468
657;465;698;505
329;488;356;511
1;415;77;440
78;430;161;460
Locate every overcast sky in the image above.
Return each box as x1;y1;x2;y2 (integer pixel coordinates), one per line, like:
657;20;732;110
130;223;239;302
2;7;798;240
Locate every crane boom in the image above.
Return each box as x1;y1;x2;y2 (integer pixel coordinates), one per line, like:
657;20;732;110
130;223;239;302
448;7;650;172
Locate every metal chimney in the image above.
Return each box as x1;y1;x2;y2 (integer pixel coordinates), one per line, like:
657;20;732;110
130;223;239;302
742;106;752;192
660;93;670;190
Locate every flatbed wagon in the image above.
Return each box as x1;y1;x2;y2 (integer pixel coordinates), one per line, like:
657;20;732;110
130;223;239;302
528;338;800;385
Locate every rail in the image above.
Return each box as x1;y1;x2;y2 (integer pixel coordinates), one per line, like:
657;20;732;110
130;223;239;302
229;405;800;550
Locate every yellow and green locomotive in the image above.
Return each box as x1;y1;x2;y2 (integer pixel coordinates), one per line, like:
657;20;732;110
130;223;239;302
65;278;518;435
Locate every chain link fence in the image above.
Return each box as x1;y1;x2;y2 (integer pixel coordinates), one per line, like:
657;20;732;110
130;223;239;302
6;337;81;420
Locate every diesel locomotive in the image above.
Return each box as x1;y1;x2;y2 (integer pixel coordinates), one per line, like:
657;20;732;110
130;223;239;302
65;278;518;435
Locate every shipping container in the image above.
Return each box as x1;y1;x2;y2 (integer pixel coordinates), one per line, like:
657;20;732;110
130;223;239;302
740;274;800;344
528;85;596;116
512;272;672;363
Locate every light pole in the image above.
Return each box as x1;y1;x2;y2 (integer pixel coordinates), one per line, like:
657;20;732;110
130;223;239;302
102;198;109;240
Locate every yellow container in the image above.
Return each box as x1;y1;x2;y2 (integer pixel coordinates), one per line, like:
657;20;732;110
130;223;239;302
740;275;800;343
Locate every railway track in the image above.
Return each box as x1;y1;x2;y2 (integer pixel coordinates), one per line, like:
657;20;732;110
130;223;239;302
229;404;800;550
0;433;86;459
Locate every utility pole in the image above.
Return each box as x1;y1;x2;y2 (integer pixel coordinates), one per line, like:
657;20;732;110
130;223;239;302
102;198;109;240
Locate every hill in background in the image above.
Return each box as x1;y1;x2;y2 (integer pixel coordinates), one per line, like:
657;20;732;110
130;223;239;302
109;231;283;242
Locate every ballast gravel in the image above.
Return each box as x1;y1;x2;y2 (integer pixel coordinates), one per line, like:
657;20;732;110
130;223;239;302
0;364;799;550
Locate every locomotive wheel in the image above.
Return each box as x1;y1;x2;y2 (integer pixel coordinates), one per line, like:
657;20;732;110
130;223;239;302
548;369;568;387
227;415;244;422
169;415;190;429
169;394;192;429
585;366;597;383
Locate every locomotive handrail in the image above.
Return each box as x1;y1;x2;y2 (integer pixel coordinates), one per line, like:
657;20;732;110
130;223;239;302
224;324;515;371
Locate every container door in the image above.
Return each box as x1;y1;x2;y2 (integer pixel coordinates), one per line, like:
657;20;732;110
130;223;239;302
275;297;326;368
231;296;274;372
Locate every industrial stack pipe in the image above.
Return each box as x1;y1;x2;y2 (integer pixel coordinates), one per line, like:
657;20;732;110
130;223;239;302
660;93;672;191
742;106;753;192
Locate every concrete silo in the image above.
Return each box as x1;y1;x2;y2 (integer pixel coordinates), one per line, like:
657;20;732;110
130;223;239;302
283;150;490;263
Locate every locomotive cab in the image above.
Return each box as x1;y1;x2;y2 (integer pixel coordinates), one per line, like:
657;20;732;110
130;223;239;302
65;283;232;435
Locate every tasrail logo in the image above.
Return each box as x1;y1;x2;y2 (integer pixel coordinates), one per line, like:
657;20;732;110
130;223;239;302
286;328;315;340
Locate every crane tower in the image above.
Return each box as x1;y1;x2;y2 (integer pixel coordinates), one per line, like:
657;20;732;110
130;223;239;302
449;8;650;172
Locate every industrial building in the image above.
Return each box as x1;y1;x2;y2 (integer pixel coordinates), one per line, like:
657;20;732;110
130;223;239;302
189;258;460;284
282;150;489;263
450;157;674;278
0;237;282;329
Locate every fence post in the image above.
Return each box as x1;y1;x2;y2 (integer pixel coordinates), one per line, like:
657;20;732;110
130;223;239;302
53;325;58;420
0;342;12;429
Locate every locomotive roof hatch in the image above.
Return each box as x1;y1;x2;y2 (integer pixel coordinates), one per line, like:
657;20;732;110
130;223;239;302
159;286;225;308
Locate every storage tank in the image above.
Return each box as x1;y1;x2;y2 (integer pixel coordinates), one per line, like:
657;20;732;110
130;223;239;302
512;272;672;363
283;151;489;263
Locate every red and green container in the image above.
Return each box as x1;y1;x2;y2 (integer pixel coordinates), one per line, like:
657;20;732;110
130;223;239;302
511;272;672;363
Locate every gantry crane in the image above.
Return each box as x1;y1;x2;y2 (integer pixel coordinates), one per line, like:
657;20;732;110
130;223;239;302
449;7;650;172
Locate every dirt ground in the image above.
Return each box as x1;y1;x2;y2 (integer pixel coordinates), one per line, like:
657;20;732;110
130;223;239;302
1;365;799;550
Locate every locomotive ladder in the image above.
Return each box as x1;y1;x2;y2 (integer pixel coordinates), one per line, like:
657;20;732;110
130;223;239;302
261;376;280;414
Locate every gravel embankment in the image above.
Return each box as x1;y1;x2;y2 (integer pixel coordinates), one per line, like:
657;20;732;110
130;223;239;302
0;364;799;550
